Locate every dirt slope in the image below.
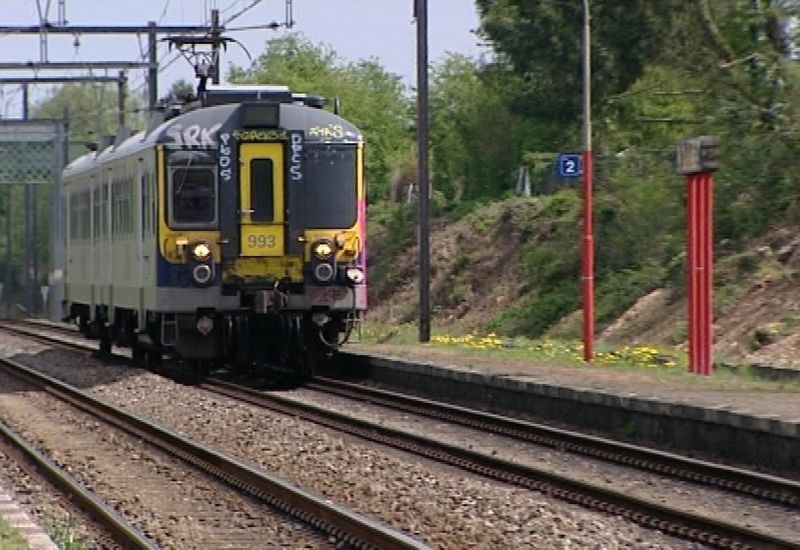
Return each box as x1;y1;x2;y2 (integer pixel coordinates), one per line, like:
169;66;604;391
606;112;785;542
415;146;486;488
367;199;800;366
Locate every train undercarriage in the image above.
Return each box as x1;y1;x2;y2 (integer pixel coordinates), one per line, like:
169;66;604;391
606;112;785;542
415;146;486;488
67;302;357;380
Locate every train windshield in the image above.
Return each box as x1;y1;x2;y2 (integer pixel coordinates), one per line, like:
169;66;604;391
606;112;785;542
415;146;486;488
304;145;357;228
169;165;218;228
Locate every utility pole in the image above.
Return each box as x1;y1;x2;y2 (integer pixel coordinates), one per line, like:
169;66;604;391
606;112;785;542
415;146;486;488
118;71;127;128
35;0;49;61
414;0;430;343
148;21;158;111
211;9;222;85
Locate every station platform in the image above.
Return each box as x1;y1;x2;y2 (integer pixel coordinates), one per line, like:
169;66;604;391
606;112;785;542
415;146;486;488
338;343;800;476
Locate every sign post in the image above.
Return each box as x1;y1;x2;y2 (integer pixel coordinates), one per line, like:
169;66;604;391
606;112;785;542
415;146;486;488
676;136;719;375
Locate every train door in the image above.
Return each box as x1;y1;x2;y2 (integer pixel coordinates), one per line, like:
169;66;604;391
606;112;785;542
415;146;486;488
238;143;285;257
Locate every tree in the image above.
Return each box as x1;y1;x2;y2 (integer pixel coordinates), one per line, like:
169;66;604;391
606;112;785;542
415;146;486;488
32;82;144;143
429;54;519;202
160;79;196;104
475;0;679;125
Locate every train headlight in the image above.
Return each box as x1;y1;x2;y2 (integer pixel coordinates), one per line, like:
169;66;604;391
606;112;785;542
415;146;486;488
313;262;335;283
192;264;213;285
191;241;212;262
345;267;365;285
312;240;334;260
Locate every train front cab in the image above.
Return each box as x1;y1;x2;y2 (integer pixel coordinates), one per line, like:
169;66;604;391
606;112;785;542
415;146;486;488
222;104;367;375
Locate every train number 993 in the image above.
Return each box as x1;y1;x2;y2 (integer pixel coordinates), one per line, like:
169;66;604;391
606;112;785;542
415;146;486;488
241;226;283;256
248;234;276;248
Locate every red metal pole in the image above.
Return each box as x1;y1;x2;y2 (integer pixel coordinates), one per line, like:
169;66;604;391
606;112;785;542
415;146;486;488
702;172;714;375
679;136;718;375
708;172;715;374
687;174;697;373
688;171;715;375
581;0;593;362
699;172;708;375
582;151;594;361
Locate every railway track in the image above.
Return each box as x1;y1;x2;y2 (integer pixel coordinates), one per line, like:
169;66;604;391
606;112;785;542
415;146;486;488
3;319;799;548
307;376;800;508
0;417;155;548
202;376;798;549
0;353;427;549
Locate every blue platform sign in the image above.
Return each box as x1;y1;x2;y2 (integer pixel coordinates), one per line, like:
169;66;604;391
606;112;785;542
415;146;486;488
557;153;583;178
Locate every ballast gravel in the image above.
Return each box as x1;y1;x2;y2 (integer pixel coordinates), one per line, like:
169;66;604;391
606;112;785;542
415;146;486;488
0;332;701;548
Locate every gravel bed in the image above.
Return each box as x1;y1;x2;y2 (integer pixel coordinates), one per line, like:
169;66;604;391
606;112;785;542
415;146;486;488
0;335;100;547
0;333;703;549
0;353;330;548
281;387;800;543
0;444;115;548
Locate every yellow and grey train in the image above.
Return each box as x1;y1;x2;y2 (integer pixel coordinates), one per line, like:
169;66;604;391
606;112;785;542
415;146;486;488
62;85;367;377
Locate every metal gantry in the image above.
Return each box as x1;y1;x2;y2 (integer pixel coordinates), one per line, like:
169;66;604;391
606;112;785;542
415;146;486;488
0;10;227;320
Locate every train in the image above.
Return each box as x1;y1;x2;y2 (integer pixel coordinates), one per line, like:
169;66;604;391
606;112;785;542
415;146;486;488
61;83;367;378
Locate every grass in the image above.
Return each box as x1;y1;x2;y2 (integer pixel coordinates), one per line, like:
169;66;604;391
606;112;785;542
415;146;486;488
44;515;85;550
431;334;684;370
355;321;800;390
0;516;29;549
358;321;685;370
0;512;86;550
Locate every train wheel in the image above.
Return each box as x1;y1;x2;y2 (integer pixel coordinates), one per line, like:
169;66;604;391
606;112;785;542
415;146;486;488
296;352;316;380
147;349;162;365
78;316;91;337
189;359;211;378
115;315;132;348
227;317;253;374
131;333;146;362
277;316;292;369
98;325;112;355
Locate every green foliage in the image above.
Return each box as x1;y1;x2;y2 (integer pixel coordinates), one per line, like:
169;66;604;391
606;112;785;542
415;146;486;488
595;261;666;323
714;128;800;242
0;516;27;549
481;192;582;336
475;0;680;126
383;1;800;340
365;201;417;293
228;34;413;199
161;79;196;103
32;82;144;142
489;281;581;336
429;54;519;203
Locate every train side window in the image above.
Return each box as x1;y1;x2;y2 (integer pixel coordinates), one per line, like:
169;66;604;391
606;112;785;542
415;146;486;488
169;167;217;227
250;159;274;222
141;170;154;235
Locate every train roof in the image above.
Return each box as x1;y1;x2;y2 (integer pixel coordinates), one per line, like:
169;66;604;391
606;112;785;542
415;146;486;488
64;94;363;178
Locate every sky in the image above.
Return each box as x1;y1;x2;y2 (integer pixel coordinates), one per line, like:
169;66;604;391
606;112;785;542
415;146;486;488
0;1;486;117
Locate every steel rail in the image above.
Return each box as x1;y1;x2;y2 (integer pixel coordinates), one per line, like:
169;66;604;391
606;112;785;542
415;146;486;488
204;377;798;550
0;419;156;549
309;376;800;508
3;328;800;549
0;357;428;550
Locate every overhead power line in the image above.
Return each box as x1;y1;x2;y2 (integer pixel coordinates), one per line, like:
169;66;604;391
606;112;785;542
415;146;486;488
0;17;223;111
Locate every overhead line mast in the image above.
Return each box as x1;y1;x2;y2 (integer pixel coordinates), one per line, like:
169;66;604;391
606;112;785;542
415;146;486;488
0;13;223;112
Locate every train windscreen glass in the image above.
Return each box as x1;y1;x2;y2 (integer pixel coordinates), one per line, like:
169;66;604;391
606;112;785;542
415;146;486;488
250;159;275;222
304;145;356;228
169;166;218;228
